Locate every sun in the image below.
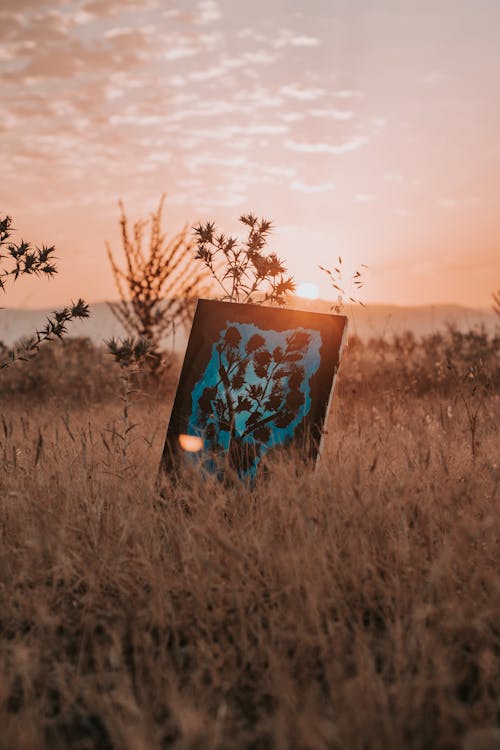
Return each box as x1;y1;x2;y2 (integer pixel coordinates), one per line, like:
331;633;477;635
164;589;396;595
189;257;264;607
296;282;319;300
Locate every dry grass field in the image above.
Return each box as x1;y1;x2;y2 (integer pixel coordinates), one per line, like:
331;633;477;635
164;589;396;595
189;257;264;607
0;329;499;750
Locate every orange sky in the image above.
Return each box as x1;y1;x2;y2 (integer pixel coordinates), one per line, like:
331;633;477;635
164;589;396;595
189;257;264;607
1;0;499;309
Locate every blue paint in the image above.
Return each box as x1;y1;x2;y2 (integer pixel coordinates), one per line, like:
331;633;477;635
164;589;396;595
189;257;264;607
184;321;322;479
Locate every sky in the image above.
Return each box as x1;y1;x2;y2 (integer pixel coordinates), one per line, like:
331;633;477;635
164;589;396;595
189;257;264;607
1;0;499;309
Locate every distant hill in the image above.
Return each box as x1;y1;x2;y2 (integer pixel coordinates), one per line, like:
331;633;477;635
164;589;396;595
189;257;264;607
1;304;127;348
287;298;498;341
1;300;497;348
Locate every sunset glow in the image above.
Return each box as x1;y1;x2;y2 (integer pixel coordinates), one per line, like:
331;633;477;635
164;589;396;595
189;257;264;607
297;282;320;300
1;1;499;309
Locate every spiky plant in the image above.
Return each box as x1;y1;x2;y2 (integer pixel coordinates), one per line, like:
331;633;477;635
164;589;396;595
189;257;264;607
193;213;295;306
0;214;89;368
104;336;152;475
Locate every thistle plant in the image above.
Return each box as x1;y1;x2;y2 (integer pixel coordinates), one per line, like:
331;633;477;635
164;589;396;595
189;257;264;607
319;257;367;314
193;214;295;306
106;336;151;371
2;300;90;369
0;214;89;367
0;216;58;288
104;337;151;475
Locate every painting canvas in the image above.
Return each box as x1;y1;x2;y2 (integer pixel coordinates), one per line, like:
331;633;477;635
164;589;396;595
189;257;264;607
160;299;347;481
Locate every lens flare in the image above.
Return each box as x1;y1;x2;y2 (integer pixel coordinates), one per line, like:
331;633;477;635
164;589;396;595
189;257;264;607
297;282;319;300
178;434;203;452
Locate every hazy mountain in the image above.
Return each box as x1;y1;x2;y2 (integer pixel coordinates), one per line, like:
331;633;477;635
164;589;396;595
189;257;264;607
287;298;498;341
1;304;127;348
1;300;497;348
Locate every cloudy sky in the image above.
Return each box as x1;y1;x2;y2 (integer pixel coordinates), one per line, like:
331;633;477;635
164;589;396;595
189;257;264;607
1;0;499;308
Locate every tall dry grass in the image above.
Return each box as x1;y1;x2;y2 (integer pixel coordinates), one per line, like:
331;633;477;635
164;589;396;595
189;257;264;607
0;331;498;750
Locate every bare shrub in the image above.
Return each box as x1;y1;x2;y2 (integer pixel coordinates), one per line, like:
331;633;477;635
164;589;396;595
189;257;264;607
0;338;180;406
106;196;206;372
492;288;500;317
339;326;499;398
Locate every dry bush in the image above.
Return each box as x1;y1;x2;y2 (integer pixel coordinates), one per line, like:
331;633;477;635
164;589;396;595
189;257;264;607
341;326;499;397
0;333;499;750
492;289;500;317
3;326;497;407
0;337;179;404
107;197;206;372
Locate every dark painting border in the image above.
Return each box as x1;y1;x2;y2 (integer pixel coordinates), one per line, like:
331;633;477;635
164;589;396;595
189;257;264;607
160;299;347;477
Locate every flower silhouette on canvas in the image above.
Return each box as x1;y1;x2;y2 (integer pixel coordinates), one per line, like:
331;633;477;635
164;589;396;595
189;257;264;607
187;322;322;478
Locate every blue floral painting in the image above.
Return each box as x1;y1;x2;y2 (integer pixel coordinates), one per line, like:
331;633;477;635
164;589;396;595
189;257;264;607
160;299;348;484
186;321;322;479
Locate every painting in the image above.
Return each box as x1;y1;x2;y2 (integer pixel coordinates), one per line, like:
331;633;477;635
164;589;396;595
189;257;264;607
160;299;348;482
